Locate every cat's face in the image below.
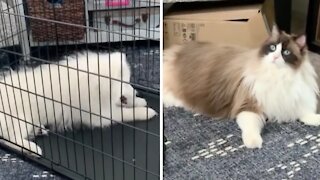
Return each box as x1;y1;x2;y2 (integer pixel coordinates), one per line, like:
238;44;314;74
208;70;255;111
259;25;307;69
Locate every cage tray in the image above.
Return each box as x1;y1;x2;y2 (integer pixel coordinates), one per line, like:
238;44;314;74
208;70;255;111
30;89;160;180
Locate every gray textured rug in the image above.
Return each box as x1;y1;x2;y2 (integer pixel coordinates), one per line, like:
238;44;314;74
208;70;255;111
164;107;320;180
0;148;63;180
126;46;160;90
164;51;320;180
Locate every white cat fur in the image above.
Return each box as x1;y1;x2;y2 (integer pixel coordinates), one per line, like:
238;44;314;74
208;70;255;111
0;51;157;156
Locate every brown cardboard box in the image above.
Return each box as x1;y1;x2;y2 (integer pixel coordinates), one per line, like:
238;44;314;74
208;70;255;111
164;3;274;49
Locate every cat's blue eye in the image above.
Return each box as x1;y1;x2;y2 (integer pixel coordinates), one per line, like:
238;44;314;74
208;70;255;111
283;50;291;56
269;44;276;52
282;49;291;56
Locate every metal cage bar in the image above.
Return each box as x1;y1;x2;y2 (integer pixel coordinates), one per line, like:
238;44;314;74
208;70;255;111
0;0;160;179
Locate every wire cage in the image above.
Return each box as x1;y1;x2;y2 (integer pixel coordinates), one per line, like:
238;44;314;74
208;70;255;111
0;0;160;179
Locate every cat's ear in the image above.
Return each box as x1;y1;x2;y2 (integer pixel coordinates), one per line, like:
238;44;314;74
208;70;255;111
295;35;306;49
271;24;280;39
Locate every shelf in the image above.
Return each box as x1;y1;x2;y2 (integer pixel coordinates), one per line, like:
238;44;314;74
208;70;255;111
28;28;160;47
164;0;224;3
87;0;160;11
0;1;24;48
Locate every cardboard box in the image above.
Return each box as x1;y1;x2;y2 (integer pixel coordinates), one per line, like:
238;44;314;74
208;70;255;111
164;2;274;48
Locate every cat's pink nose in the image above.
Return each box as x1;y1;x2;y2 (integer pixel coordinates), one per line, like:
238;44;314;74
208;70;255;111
273;55;280;61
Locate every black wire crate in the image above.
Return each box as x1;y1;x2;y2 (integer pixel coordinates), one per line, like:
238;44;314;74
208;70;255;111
0;0;160;179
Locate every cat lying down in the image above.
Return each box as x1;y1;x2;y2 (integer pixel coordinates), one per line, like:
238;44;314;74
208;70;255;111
0;51;157;156
164;25;319;149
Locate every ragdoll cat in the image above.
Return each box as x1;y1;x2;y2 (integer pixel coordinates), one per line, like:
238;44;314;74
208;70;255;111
0;51;157;156
164;25;319;149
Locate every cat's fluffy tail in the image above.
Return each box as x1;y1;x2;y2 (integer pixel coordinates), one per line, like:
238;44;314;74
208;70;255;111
163;45;182;63
163;45;186;108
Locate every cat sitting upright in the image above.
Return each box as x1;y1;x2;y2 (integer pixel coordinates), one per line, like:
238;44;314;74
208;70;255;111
0;51;157;156
164;25;319;149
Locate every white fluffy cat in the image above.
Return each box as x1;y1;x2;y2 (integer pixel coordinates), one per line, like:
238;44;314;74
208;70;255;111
0;51;157;156
164;25;320;149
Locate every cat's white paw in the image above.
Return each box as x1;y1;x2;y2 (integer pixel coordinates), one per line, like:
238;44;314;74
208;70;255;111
34;146;42;156
25;142;43;157
300;114;320;126
146;108;157;119
31;144;42;156
38;126;49;136
135;98;147;107
117;96;147;108
242;132;263;149
40;128;49;136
